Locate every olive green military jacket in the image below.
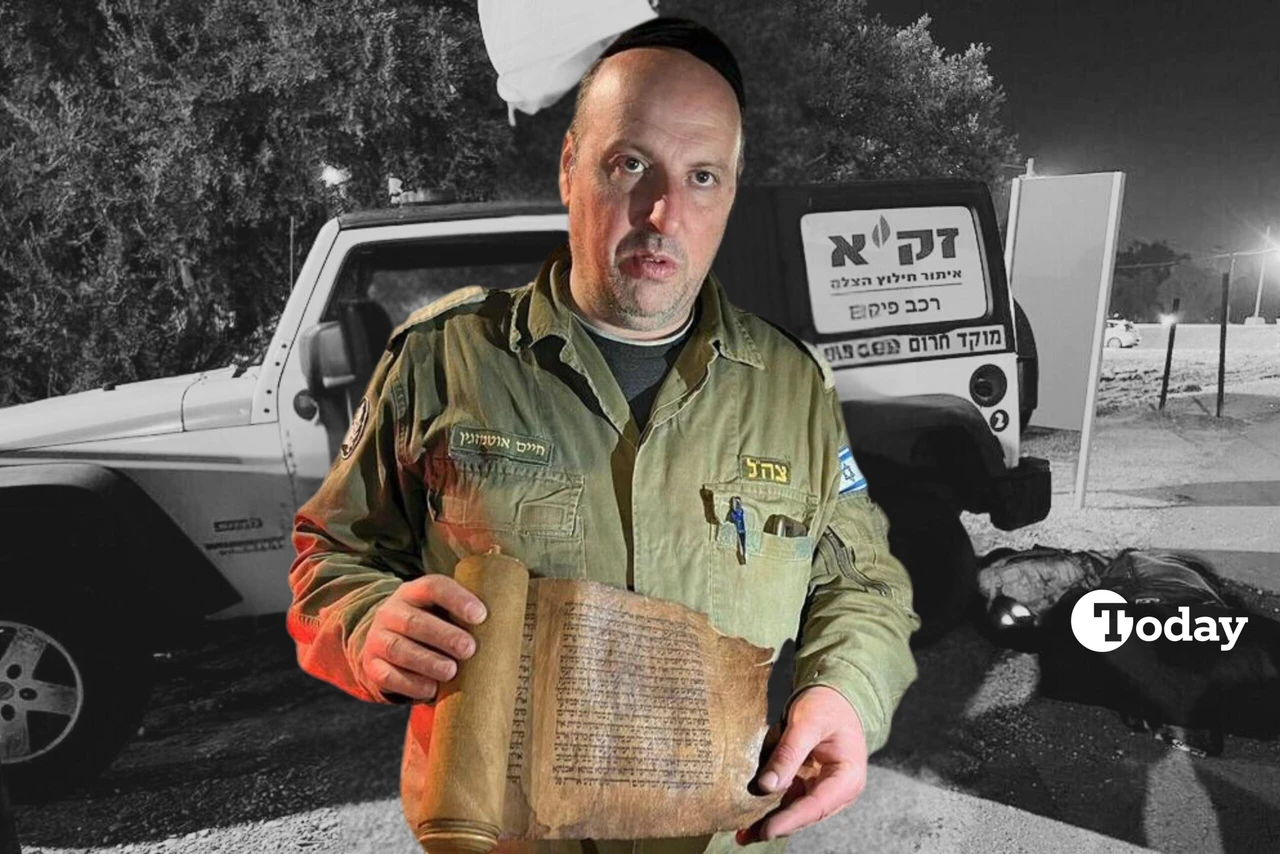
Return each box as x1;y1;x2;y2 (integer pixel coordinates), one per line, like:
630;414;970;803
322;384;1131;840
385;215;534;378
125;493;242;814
288;250;920;854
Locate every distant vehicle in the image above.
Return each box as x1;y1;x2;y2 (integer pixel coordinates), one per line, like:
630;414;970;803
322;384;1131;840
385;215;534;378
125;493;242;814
1105;318;1141;348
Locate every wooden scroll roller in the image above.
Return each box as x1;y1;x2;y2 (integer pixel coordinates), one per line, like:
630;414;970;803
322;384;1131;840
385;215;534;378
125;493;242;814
417;549;530;854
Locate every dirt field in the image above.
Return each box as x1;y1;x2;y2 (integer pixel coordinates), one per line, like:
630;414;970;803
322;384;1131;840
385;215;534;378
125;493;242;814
1095;323;1279;415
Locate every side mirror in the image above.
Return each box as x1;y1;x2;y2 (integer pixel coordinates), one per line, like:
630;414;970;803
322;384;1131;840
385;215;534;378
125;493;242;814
298;321;356;397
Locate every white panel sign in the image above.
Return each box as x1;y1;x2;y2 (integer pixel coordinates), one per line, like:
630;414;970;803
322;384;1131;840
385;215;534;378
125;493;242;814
800;205;989;334
1004;171;1126;509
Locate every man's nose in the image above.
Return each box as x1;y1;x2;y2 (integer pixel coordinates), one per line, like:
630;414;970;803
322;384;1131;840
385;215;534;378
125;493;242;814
633;172;682;235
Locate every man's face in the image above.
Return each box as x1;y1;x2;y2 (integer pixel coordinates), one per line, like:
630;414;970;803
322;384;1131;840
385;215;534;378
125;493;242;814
559;48;741;338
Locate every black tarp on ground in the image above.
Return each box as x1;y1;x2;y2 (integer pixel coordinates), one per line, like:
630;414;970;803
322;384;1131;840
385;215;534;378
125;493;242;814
983;548;1280;756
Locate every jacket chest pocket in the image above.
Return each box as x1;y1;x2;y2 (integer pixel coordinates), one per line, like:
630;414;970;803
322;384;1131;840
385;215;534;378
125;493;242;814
429;458;586;579
702;480;817;654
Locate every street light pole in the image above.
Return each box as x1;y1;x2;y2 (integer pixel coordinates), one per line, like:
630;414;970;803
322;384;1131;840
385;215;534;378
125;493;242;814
1248;225;1271;324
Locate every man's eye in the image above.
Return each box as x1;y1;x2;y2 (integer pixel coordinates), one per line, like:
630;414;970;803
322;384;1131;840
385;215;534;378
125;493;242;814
620;157;645;175
692;170;718;187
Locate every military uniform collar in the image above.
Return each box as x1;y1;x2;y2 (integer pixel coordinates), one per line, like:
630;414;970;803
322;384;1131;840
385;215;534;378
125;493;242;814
510;246;764;371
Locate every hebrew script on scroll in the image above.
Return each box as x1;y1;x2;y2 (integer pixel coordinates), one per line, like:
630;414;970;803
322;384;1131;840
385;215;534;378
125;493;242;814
415;553;782;853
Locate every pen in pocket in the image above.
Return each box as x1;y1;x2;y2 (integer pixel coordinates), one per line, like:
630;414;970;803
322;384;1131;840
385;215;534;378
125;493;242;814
729;496;747;564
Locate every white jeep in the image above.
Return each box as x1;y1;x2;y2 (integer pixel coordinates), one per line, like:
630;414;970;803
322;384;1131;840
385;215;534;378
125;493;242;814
0;179;1047;800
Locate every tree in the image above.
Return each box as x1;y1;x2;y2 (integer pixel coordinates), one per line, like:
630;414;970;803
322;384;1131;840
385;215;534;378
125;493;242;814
2;0;1021;406
1158;259;1222;323
1;0;509;405
1110;240;1188;321
494;0;1021;200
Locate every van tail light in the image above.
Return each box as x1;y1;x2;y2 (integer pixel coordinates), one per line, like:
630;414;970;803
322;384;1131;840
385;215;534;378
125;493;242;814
970;364;1008;407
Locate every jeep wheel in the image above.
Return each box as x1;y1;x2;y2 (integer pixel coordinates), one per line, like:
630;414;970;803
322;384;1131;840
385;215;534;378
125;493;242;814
1106;337;1121;348
876;490;978;646
0;590;153;803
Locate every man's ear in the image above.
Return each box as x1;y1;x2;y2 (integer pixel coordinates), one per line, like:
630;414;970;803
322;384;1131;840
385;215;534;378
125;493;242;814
558;132;575;206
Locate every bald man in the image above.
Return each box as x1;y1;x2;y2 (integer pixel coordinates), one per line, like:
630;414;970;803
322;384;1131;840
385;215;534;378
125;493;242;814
288;17;919;854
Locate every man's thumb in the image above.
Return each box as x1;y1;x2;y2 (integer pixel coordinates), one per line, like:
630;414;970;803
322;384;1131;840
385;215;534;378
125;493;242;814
756;718;818;794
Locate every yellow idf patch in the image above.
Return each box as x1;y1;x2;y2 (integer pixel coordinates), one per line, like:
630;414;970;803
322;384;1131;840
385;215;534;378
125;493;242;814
740;455;791;484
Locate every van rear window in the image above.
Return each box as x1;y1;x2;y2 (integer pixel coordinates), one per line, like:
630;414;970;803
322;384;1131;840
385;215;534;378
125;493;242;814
800;205;990;334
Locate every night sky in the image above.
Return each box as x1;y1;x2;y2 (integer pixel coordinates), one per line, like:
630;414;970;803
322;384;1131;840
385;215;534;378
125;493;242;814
875;0;1280;259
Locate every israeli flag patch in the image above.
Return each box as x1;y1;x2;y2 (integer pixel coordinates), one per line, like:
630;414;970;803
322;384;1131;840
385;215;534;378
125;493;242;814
838;445;867;494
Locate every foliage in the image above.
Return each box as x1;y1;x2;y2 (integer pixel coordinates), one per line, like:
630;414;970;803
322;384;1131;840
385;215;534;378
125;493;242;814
2;0;1020;406
0;0;506;405
704;0;1020;185
1111;241;1279;323
497;0;1022;199
1110;240;1188;322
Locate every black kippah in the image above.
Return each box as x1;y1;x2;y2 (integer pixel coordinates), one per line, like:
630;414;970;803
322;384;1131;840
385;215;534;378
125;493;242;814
599;17;745;111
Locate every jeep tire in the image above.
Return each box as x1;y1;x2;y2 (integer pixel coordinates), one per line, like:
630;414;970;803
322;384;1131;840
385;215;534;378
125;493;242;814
0;586;153;803
875;488;978;646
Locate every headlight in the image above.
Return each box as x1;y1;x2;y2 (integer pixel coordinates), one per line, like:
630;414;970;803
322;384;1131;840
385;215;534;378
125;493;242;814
970;363;1008;407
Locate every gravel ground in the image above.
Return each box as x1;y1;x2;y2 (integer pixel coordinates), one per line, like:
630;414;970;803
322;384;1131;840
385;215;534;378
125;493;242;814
967;327;1280;561
13;619;416;852
15;593;1280;854
879;606;1280;853
965;395;1280;559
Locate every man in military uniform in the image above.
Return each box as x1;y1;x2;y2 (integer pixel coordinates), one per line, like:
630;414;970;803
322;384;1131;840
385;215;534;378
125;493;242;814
288;17;919;853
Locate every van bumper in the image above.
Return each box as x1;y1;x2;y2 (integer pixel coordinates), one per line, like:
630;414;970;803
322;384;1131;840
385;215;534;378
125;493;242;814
987;456;1052;531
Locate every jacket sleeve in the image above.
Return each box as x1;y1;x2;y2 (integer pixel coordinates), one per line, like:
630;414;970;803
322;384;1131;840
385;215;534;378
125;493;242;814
789;386;921;755
286;333;432;705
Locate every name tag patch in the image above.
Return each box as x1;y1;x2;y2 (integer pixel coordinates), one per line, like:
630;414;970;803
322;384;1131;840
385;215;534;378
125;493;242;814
838;445;867;494
449;426;553;466
740;455;791;484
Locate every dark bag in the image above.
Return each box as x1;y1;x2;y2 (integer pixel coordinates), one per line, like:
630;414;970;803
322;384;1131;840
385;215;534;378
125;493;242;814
1038;549;1280;756
977;544;1107;625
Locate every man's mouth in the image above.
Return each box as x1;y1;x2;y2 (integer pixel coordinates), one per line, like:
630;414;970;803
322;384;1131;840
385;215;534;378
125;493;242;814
619;251;679;281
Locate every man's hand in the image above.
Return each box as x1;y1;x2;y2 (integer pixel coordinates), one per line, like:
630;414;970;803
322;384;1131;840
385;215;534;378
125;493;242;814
357;574;488;702
738;685;868;844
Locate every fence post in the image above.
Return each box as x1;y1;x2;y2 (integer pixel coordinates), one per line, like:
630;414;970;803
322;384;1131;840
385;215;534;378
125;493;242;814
1217;272;1230;417
1158;297;1181;411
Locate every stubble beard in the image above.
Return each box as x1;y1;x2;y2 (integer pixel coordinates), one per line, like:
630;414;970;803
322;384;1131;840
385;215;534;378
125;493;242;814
601;230;702;332
602;264;701;333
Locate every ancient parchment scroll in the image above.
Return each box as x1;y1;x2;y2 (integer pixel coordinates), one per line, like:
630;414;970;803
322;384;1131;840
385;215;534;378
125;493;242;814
415;551;781;853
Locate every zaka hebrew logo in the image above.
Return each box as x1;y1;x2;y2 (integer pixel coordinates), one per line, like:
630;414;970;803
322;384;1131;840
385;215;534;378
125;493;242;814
871;215;892;248
1071;589;1248;653
827;225;960;268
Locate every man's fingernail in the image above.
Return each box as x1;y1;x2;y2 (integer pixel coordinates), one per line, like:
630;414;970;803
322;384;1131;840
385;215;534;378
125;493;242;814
759;771;779;791
468;604;486;622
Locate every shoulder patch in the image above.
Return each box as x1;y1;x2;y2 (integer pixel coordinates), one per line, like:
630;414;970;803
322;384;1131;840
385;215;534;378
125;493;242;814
339;397;371;460
838;445;868;494
390;285;489;342
760;318;835;390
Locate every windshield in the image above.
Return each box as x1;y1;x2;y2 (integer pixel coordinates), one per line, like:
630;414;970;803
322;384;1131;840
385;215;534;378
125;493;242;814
327;231;567;326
